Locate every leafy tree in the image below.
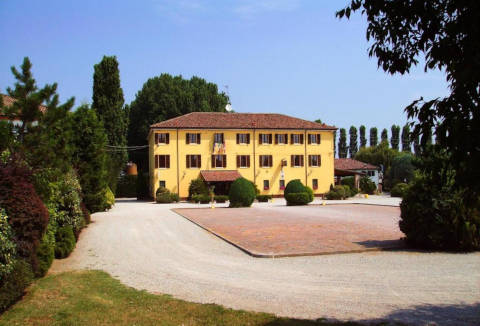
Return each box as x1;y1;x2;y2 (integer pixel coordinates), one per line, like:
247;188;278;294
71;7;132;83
401;124;411;152
338;128;348;158
390;125;400;150
413;134;421;156
380;128;388;145
337;0;480;250
348;126;358;158
71;105;109;213
359;125;366;148
388;152;415;186
355;142;398;187
127;74;228;170
369;127;378;147
314;119;322;124
92;56;128;192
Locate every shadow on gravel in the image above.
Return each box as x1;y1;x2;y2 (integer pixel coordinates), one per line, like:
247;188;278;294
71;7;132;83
262;303;480;326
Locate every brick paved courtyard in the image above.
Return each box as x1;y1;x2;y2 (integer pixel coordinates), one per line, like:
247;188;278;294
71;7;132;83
173;204;404;257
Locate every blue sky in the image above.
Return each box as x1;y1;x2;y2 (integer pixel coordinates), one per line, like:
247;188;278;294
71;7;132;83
0;0;448;131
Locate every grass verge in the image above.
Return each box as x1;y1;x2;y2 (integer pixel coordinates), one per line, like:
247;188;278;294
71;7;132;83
0;270;385;326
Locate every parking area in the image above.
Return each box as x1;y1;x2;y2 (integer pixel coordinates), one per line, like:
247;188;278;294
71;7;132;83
173;204;404;257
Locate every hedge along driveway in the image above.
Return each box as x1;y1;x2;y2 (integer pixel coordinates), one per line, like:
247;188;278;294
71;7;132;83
49;200;480;326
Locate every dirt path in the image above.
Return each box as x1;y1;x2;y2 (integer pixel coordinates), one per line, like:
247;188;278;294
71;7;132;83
50;199;480;326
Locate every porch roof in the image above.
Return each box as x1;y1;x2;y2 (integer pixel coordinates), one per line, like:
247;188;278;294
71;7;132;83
200;170;242;182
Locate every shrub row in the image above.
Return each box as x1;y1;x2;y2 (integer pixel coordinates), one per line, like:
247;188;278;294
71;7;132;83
155;187;180;204
256;195;272;202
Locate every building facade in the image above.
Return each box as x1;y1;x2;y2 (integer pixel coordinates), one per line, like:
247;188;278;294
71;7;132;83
148;112;337;199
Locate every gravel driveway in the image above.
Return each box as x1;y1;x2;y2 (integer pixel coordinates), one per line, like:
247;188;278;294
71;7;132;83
50;199;480;326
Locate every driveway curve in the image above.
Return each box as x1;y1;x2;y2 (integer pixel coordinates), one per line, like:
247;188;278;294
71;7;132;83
50;199;480;326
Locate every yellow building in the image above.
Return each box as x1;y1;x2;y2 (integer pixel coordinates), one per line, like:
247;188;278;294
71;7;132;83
148;112;337;199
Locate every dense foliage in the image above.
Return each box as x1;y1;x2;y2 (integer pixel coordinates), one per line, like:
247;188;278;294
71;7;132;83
192;194;211;204
92;56;128;193
229;178;256;208
359;125;366;148
214;195;229;203
359;176;376;194
0;259;33;313
285;193;310;206
54;226;76;259
0;209;16;281
380;128;388;145
349;126;358;157
155;187;177;204
127;74;228;170
256;195;272;202
188;178;209;200
325;185;348;200
390;125;400;151
401;124;411;152
388;153;414;187
116;175;137;198
390;183;409;198
338;128;348;158
284;180;313;206
369;127;378;147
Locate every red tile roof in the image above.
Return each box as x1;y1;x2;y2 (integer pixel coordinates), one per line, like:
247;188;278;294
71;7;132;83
334;158;379;171
200;170;242;182
0;94;47;117
151;112;336;130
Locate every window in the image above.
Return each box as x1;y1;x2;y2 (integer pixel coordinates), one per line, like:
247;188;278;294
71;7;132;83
368;170;375;177
211;155;227;168
312;179;318;190
236;133;250;144
275;133;288;144
214;133;224;144
259;133;272;144
291;155;304;167
155;133;169;144
159;180;166;188
155;155;170;168
236;155;250;168
186;155;201;168
308;134;321;144
279;179;285;190
259;155;273;167
263;180;269;190
186;133;201;144
291;134;304;144
308;155;321;167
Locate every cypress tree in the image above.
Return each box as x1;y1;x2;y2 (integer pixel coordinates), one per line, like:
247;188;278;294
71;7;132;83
92;56;127;193
401;124;411;152
359;125;367;148
369;127;378;147
333;130;337;158
338;128;348;158
413;134;421;155
390;125;400;150
381;128;389;145
349;126;358;158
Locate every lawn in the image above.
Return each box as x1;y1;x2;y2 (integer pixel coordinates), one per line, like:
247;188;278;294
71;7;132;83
0;270;373;326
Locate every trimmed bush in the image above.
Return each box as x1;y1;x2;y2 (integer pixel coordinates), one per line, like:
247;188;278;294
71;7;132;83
188;178;209;200
229;178;256;208
170;193;179;203
214;195;228;203
285;193;310;206
192;194;211;204
0;209;16;281
104;187;115;209
325;185;348;200
284;179;306;197
116;175;137;198
54;226;76;259
256;195;272;202
80;202;91;225
305;186;314;202
341;176;355;190
0;259;33;313
35;216;56;277
0;157;49;272
250;181;260;196
391;183;409;198
359;176;376;194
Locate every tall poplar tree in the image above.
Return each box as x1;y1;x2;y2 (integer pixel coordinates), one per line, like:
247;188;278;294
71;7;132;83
381;128;389;145
92;56;127;192
390;125;400;150
349;126;358;158
338;128;348;158
359;125;366;148
369;127;378;147
401;124;411;152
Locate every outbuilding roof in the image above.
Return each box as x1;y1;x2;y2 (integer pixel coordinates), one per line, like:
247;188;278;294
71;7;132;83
150;112;336;130
334;158;379;171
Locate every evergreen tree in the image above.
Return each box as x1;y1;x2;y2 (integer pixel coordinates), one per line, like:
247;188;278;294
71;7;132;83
413;134;421;155
128;74;228;170
349;126;358;158
359;125;367;148
333;130;337;158
390;125;400;150
71;105;109;213
92;56;127;192
381;128;389;145
338;128;348;158
401;124;411;152
369;127;378;147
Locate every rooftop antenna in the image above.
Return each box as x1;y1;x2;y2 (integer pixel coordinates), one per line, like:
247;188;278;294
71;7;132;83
224;85;232;112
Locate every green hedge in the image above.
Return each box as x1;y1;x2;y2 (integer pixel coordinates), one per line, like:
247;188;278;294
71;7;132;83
325;185;348;200
188;178;209;200
54;226;76;259
256;195;272;202
229;178;256;208
214;195;228;203
284;179;305;197
285;193;310;206
0;259;33;313
192;194;211;204
391;183;409;198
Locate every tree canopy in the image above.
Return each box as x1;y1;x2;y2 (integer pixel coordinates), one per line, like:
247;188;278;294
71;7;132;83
127;74;229;170
369;127;378;147
349;126;358;158
359;125;366;148
338;128;348;158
